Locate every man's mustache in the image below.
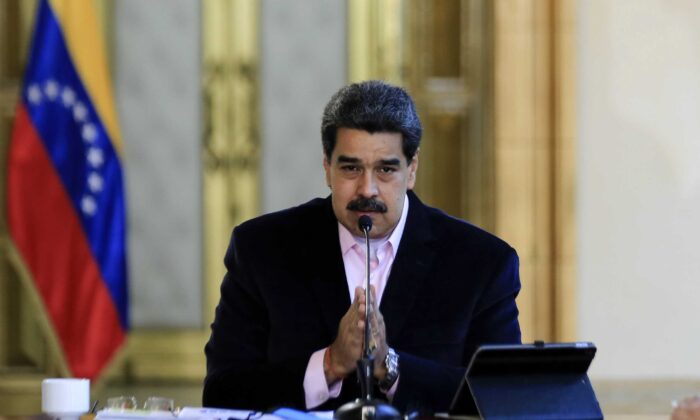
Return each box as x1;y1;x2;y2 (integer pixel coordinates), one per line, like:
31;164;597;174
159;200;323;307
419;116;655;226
347;197;387;213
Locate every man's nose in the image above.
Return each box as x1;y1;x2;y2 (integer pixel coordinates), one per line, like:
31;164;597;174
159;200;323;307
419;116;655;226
357;171;378;197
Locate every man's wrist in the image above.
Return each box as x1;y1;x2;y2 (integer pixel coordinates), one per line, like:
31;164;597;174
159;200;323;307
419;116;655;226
323;346;346;384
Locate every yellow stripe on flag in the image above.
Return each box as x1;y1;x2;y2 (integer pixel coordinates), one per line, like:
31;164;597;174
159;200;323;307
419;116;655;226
49;0;123;154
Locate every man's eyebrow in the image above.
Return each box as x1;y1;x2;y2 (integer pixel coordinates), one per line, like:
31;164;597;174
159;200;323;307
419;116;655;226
378;158;401;166
337;155;361;164
335;156;402;166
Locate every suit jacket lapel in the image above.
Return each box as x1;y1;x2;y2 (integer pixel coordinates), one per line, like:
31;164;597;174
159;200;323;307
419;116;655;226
307;196;351;339
380;191;437;345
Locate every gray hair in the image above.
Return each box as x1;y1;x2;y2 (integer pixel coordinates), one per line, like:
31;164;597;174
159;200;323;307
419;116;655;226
321;80;422;162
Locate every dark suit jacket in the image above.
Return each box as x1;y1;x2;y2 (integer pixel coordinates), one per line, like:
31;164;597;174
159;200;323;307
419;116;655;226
203;191;521;413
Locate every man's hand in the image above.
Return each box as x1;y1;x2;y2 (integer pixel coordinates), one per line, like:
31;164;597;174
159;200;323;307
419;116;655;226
326;287;367;384
367;286;390;381
326;286;391;385
672;395;700;420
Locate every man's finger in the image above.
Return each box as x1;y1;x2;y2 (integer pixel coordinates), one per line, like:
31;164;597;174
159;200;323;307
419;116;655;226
358;300;366;313
354;286;365;303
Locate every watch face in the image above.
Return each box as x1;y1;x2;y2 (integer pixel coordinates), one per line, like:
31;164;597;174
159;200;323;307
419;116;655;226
386;349;398;372
379;348;399;391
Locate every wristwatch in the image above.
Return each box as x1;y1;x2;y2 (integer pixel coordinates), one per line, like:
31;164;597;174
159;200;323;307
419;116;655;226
377;347;399;392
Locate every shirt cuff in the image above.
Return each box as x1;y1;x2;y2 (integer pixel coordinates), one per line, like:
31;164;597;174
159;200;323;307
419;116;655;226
303;347;343;409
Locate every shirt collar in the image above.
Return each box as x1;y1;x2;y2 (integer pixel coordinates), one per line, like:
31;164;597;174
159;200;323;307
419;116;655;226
338;194;410;256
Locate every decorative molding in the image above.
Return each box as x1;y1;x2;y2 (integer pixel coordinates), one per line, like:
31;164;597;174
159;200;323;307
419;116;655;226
0;373;44;416
123;330;208;382
201;0;260;326
551;0;577;341
348;0;404;84
492;0;576;341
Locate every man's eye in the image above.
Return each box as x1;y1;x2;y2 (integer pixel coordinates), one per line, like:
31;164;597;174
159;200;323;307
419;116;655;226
341;165;360;172
378;167;397;174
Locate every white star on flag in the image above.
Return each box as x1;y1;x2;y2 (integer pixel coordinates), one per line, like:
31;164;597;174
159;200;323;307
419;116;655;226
87;172;104;192
62;87;76;107
82;123;97;143
28;84;42;104
73;102;88;122
81;195;97;216
45;80;59;100
86;147;104;168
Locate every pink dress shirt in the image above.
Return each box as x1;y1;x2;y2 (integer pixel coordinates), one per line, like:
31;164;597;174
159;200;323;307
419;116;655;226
303;195;409;409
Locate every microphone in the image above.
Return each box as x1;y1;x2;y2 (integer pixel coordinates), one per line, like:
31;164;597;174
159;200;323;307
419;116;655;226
334;216;401;420
333;214;402;420
359;215;372;372
359;215;372;234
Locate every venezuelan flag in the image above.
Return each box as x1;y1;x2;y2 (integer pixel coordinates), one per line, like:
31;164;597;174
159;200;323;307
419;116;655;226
7;0;128;380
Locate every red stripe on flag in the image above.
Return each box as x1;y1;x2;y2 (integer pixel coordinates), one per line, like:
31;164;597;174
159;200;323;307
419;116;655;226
8;104;125;379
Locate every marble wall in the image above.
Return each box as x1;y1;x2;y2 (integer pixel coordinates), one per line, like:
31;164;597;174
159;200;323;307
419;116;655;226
261;0;347;213
114;0;202;328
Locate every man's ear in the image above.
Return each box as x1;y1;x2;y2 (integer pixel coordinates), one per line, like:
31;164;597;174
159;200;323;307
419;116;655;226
407;149;419;190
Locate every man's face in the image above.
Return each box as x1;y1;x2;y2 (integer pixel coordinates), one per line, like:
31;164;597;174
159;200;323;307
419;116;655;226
324;128;418;238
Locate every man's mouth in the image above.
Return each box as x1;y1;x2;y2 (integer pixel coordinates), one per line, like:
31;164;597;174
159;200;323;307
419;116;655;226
346;197;387;213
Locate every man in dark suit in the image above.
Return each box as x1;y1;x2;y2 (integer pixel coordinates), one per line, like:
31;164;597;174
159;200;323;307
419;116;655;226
203;80;521;413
